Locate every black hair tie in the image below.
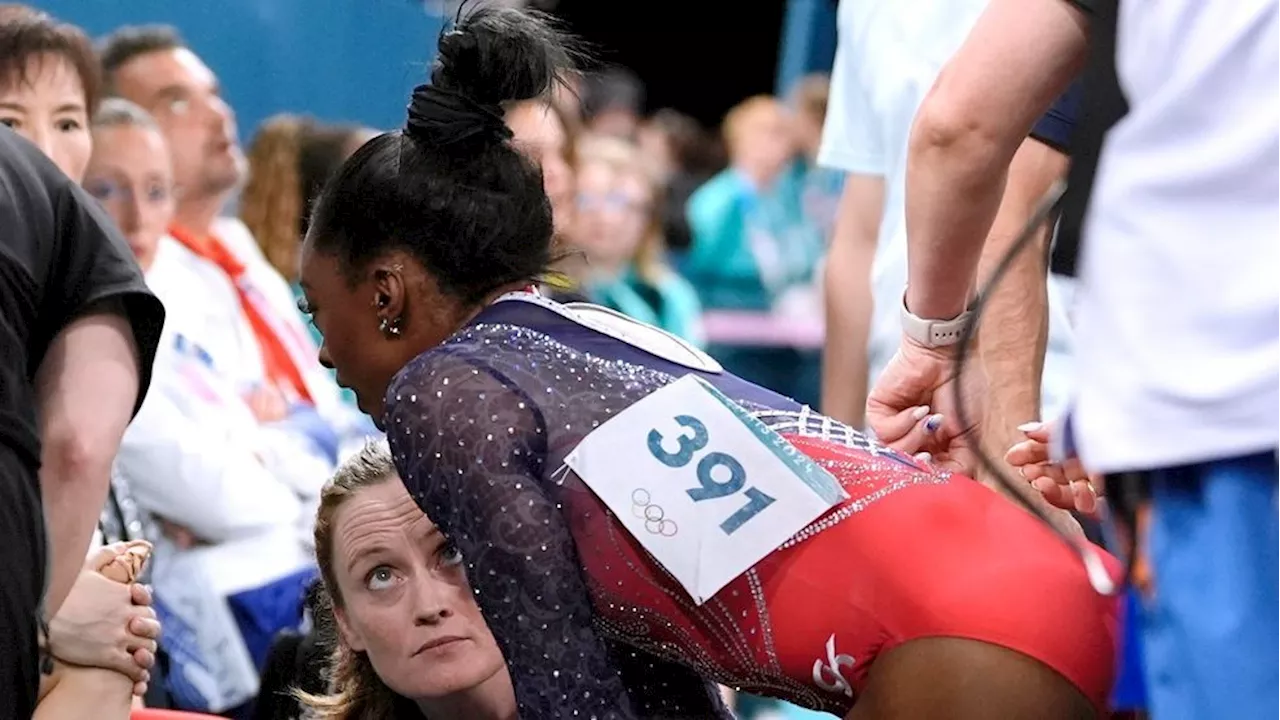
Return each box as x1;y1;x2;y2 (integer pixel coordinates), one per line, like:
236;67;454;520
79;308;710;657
405;84;513;146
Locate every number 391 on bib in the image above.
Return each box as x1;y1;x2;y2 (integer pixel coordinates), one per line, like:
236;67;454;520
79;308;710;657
565;374;847;604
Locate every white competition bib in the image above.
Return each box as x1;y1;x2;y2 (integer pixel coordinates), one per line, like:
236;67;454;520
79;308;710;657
565;375;848;604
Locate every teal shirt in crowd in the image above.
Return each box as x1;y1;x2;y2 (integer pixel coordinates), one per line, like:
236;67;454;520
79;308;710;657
584;268;704;346
682;161;826;313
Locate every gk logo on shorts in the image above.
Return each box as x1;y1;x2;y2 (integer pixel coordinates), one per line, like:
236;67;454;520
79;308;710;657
812;633;856;698
566;375;848;604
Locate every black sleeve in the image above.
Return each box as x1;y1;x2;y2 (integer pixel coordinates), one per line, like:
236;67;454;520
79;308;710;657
1053;0;1128;277
40;166;165;415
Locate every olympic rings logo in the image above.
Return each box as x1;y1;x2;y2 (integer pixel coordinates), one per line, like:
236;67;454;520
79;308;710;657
631;489;678;537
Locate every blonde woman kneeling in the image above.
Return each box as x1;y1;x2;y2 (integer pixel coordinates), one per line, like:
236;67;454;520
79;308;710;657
300;442;515;719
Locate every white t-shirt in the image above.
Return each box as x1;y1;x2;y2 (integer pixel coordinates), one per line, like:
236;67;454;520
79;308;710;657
818;0;1077;419
1072;0;1279;472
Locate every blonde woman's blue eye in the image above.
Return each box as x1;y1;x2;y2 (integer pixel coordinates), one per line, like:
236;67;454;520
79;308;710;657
366;566;396;591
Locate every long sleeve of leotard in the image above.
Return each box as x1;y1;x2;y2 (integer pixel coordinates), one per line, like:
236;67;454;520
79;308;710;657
384;347;631;718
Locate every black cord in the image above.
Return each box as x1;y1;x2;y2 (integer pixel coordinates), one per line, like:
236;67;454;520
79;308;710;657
950;178;1120;595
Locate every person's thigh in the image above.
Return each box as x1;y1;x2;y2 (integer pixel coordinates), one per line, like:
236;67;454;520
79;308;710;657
1142;451;1279;720
0;451;46;720
845;637;1096;720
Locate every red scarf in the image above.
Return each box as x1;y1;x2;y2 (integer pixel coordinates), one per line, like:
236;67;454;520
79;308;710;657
169;225;313;403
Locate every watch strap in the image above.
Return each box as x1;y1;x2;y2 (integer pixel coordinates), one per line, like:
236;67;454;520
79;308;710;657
900;292;972;348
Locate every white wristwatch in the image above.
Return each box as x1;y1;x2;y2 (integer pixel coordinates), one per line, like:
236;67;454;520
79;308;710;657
900;291;972;348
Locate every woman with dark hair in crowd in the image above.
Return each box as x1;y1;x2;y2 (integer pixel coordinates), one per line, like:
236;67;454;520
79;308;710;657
0;2;101;181
296;7;1119;719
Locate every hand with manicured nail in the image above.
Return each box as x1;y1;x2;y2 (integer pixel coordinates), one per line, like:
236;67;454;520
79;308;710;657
866;336;988;476
1005;422;1104;516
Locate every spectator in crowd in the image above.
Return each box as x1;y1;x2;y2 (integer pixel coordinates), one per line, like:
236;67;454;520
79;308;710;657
505;99;576;247
637;108;723;188
240;114;379;408
99;25;371;458
637;108;724;253
580;65;644;140
565;133;703;343
685;94;825;408
240;114;377;307
504;95;586;302
787;74;844;242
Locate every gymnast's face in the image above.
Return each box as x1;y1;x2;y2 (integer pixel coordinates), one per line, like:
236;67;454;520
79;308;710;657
330;479;511;703
297;246;463;423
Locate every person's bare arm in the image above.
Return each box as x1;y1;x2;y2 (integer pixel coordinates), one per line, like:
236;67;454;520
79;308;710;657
904;0;1089;321
821;174;884;428
978;138;1068;439
973;139;1080;535
36;302;141;618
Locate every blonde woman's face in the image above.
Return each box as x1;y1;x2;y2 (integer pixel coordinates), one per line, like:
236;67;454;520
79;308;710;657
331;480;511;702
83;125;176;272
569;161;651;274
0;54;92;182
